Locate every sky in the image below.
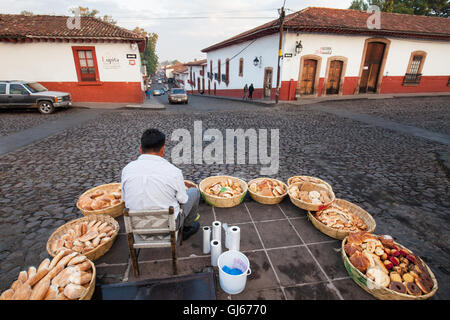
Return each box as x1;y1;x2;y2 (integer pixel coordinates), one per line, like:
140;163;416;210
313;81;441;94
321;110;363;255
0;0;354;63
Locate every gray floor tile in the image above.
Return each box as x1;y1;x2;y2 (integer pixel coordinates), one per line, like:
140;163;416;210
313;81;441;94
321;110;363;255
255;219;302;249
284;282;341;300
214;204;252;224
245;201;285;221
307;241;347;280
289;217;334;244
332;278;376;300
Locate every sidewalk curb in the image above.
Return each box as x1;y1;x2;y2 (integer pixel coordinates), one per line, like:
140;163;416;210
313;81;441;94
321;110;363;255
189;93;276;107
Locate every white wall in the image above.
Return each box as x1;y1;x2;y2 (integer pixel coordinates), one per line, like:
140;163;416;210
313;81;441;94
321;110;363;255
206;34;279;90
0;41;143;83
281;32;450;81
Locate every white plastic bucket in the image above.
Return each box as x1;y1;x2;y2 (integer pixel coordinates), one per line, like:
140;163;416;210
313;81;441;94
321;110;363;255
217;250;251;295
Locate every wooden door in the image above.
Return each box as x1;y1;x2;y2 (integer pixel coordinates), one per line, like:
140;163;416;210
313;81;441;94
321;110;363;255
359;42;385;93
198;78;201;93
326;60;343;95
299;59;317;95
263;68;273;98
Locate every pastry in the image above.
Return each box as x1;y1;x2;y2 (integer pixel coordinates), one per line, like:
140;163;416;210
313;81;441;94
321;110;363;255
389;272;402;283
69;271;92;285
64;283;86;300
17;271;28;283
415;278;431;294
0;289;14;300
350;251;370;273
10;279;23;291
67;255;87;266
56;252;78;268
11;283;32;300
366;267;390;288
402;273;415;283
344;243;361;256
26;267;50;286
49;249;72;269
405;282;422;296
44;285;59;300
389;281;407;294
37;258;50;272
379;235;395;248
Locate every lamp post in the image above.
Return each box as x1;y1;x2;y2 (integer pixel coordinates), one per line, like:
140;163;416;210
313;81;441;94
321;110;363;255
275;5;286;104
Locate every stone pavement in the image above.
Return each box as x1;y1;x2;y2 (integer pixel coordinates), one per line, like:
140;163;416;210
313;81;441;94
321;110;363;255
0;95;448;299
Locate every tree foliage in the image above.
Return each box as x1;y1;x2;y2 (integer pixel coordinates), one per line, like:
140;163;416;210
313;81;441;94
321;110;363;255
349;0;449;17
68;7;117;24
134;28;159;75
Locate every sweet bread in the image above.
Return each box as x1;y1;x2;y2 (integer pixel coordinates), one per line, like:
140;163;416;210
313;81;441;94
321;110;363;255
26;267;50;286
405;282;422;296
29;278;50;300
11;283;32;300
415;278;431;294
18;270;28;283
366;267;390;288
0;289;14;300
389;272;402;283
350;251;370;273
37;258;50;273
67;255;87;266
64;283;86;300
402;273;415;283
389;281;407;294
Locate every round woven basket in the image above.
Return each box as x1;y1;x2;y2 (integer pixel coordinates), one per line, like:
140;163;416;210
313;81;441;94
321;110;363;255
80;259;96;300
308;199;376;240
199;176;248;208
46;214;120;261
287;175;333;189
76;183;125;218
341;237;438;300
288;181;336;212
247;178;288;205
184;180;198;189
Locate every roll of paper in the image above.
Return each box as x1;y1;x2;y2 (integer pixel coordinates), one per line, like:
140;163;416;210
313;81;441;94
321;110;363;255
210;239;222;267
212;221;222;243
223;223;229;249
203;226;211;254
227;226;240;252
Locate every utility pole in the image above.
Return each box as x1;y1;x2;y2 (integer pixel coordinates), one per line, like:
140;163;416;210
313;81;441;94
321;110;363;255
275;4;286;104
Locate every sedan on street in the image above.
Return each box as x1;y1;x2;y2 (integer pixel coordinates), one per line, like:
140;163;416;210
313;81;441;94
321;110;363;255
168;88;188;104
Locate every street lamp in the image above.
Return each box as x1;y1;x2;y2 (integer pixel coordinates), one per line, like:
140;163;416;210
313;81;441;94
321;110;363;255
253;57;260;67
295;41;303;55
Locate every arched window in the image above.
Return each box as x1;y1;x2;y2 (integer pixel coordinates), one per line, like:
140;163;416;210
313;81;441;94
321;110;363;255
218;59;221;84
225;59;230;85
403;51;427;85
239;58;244;77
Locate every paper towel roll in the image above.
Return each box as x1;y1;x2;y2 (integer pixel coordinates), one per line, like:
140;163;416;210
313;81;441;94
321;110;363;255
210;239;222;267
203;226;211;254
227;226;240;251
212;221;221;243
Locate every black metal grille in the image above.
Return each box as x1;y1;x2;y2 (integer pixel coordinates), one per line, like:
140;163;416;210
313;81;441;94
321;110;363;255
403;55;423;85
403;73;422;85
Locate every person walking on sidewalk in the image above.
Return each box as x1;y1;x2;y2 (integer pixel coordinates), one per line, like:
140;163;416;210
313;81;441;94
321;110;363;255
243;84;248;100
248;83;255;100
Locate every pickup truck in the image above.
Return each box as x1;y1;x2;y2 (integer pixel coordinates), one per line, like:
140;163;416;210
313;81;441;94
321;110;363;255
0;81;72;114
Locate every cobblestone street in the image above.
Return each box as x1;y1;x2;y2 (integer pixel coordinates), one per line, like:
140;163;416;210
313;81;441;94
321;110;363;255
0;95;449;299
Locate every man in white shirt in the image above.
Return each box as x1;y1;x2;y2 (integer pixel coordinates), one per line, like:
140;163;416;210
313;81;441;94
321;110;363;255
121;128;200;240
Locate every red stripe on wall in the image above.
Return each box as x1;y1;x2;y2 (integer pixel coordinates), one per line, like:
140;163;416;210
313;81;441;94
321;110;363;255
40;82;143;103
380;76;450;94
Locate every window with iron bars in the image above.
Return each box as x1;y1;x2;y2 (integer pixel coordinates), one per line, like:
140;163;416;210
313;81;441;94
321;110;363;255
403;54;424;85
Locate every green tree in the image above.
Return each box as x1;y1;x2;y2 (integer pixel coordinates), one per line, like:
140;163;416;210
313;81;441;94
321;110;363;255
348;0;449;16
134;28;159;75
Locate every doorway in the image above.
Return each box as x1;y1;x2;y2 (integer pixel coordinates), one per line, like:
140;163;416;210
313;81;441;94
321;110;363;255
358;40;389;93
263;67;273;98
326;60;343;95
299;59;317;95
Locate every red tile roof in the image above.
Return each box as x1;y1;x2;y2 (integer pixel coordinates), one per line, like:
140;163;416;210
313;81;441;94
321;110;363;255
185;59;207;66
0;14;145;41
202;7;450;52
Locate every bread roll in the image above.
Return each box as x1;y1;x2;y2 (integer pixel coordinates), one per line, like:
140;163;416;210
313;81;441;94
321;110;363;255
18;271;28;283
87;220;96;228
55;292;70;300
67;255;87;266
74;224;81;237
44;285;59;300
37;258;50;273
82;247;94;254
44;263;65;280
11;283;32;300
69;271;92;285
79;231;98;242
10;279;23;291
50;239;65;254
26;267;50;286
49;249;72;269
56;252;78;268
0;289;15;300
98;222;108;232
73;261;91;272
92;235;101;247
64;283;86;300
52;267;78;288
27;266;37;279
80;223;88;236
29;278;50;300
101;237;111;244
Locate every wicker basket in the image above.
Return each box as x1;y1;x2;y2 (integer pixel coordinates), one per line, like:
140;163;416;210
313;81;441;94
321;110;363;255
341;237;438;300
76;183;125;218
80;259;96;300
247;178;288;205
288;181;336;212
199;176;248;208
46;214;120;261
287;175;333;188
308;199;376;240
184;180;198;189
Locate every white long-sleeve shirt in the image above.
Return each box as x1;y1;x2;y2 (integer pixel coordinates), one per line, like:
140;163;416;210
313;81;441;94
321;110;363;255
121;154;188;219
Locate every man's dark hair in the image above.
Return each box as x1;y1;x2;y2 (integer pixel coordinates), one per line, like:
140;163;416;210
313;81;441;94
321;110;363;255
141;129;165;153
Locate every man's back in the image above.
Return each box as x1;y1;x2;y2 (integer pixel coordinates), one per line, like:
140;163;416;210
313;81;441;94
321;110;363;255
121;154;188;219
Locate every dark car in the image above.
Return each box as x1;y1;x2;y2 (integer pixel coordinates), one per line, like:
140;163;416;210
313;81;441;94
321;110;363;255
168;88;188;104
0;81;72;114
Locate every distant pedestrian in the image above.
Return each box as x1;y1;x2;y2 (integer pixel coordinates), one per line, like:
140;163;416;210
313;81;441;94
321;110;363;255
248;83;254;100
146;87;152;99
243;84;248;100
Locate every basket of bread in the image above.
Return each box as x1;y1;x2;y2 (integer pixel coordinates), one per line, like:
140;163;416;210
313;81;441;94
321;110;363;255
248;178;288;205
0;250;96;300
199;176;248;208
342;232;438;300
308;199;376;240
288;177;335;212
184;180;198;190
77;183;125;218
47;214;119;261
287;175;333;188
